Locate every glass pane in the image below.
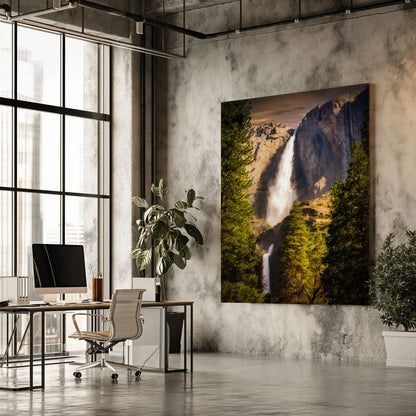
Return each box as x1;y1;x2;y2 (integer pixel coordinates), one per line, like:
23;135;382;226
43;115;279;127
65;37;98;112
17;27;60;105
0;22;12;98
101;121;110;195
65;196;98;292
17;192;61;276
0;106;12;187
0;191;13;276
65;117;98;194
17;109;60;191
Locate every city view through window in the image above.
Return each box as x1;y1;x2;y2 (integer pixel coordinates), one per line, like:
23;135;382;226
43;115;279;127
0;22;110;353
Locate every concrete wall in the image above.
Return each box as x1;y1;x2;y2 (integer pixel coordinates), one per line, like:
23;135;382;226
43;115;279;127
158;6;416;362
112;48;142;291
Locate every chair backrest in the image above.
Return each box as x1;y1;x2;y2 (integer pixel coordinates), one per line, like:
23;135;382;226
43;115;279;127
108;289;145;341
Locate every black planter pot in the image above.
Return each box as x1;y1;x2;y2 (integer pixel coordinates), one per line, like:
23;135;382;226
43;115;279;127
167;311;185;353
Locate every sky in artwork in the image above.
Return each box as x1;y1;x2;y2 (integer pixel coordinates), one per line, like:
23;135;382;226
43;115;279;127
249;85;367;128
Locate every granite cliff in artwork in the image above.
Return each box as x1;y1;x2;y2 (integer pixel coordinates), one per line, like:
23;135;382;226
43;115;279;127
293;87;369;201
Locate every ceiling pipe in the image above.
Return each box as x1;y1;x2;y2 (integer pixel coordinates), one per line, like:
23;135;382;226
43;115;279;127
77;0;410;40
79;0;206;39
3;3;76;21
202;0;409;39
3;18;184;59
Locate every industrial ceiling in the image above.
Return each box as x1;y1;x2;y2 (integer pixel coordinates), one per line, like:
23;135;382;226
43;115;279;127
0;0;413;58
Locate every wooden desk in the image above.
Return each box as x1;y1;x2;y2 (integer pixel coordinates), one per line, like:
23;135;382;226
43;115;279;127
0;301;193;391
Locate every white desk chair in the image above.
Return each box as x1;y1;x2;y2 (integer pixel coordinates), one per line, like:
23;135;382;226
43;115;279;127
70;288;145;380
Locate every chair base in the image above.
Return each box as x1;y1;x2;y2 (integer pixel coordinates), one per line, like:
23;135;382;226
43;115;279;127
74;358;140;379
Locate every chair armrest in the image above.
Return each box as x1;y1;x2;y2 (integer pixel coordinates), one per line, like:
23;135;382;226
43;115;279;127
71;312;107;338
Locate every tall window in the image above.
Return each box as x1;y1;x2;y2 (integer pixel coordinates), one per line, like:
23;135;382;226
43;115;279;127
0;23;111;295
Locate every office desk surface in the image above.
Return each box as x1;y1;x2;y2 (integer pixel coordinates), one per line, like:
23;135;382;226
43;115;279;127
0;300;193;313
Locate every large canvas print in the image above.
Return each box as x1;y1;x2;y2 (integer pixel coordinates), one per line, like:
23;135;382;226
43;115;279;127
221;85;370;305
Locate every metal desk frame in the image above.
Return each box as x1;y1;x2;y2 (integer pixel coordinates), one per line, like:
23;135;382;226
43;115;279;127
0;301;193;390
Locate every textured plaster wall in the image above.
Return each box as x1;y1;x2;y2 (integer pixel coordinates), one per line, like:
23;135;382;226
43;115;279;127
112;48;142;292
158;7;416;362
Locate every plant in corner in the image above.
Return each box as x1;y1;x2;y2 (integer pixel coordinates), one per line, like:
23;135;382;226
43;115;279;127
131;179;204;301
370;230;416;366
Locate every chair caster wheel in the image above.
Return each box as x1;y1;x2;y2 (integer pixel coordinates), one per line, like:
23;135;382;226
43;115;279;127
73;371;82;379
135;370;141;377
111;373;118;380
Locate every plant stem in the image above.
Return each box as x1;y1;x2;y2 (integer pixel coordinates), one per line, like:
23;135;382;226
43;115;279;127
161;274;167;302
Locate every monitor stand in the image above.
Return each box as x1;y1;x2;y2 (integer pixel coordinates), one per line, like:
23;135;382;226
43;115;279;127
43;294;59;304
43;293;83;304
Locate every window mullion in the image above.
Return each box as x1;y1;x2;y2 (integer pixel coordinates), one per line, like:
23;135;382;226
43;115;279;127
61;33;65;246
12;23;17;276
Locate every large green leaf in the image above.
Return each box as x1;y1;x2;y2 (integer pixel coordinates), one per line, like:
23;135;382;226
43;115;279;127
159;179;168;200
181;246;191;260
144;205;165;224
137;229;149;248
166;231;176;250
154;243;162;263
151;183;160;197
175;200;188;210
176;234;189;251
185;223;204;244
152;220;169;239
170;209;186;227
172;252;186;269
132;196;149;209
156;254;173;275
134;248;152;271
186;189;195;206
131;248;140;259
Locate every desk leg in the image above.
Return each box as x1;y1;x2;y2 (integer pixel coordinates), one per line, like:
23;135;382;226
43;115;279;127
41;311;45;389
190;303;193;373
13;314;18;357
29;312;33;390
164;306;168;372
6;314;9;366
1;314;20;367
184;305;187;372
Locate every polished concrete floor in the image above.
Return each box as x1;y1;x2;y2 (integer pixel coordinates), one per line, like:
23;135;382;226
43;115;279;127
0;353;416;415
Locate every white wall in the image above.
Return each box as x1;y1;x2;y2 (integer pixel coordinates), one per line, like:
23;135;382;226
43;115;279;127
158;7;416;362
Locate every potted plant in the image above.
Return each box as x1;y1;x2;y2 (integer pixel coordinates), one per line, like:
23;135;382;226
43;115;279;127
131;179;204;301
370;230;416;367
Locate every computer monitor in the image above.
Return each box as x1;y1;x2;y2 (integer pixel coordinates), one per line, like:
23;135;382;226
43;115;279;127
32;244;88;295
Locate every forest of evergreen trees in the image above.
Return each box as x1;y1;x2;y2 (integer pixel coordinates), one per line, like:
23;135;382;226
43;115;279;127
221;100;264;302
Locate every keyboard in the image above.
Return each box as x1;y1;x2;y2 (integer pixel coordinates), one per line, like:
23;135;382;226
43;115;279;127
23;303;51;307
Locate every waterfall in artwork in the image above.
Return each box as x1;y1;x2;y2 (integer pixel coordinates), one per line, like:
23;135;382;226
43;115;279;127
266;131;297;227
262;243;274;294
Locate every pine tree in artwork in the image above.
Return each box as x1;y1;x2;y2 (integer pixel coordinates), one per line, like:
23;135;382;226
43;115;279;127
321;120;370;305
221;100;264;303
277;202;327;304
